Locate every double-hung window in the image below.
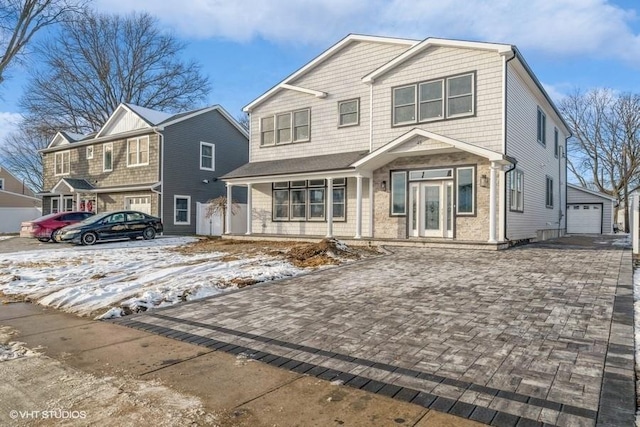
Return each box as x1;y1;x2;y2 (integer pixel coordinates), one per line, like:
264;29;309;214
447;74;474;117
338;99;359;127
261;116;275;146
54;150;70;176
103;143;113;172
127;136;149;166
509;169;524;212
293;110;310;141
276;113;292;144
537;108;547;146
174;195;190;225
393;85;417;125
272;179;345;221
200;142;215;171
545;176;554;208
263;109;311;145
419;80;444;121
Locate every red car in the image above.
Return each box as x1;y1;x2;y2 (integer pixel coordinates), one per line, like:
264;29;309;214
20;211;95;242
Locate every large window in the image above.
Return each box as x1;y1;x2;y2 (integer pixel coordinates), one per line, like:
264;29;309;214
272;179;345;221
537;107;547;146
261;109;310;146
391;171;407;215
103;143;113;172
174;195;191;225
456;167;475;214
200;142;215;171
509;169;524;212
54;150;70;176
393;73;474;125
338;99;359;127
127;136;149;166
545;176;554;208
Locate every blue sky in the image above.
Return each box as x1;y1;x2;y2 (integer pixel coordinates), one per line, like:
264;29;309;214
2;0;640;143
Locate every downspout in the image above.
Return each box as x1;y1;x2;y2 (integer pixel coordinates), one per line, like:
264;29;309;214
153;127;164;234
503;49;517;242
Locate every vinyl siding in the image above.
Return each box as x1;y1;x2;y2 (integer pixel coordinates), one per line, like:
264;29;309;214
567;186;615;234
250;178;371;237
100;109;151;136
0;191;40;208
0;169;36;196
162;109;249;234
372;46;504;152
505;64;567;240
249;41;411;162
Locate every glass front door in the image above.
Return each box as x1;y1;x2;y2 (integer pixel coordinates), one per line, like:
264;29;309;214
409;181;453;238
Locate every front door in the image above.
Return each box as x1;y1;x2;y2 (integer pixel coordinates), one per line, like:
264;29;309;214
409;181;453;238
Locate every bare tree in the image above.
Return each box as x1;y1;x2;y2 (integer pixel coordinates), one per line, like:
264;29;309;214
559;89;640;231
237;113;249;131
205;196;239;235
19;11;211;134
0;0;87;86
1;117;53;191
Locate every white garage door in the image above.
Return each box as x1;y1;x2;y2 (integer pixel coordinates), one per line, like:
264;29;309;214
125;196;151;214
567;204;602;234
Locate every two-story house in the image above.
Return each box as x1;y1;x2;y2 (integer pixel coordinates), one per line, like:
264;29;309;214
222;34;569;247
40;103;248;235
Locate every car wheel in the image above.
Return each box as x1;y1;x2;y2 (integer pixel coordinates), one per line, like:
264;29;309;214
51;229;61;243
142;227;156;240
37;237;50;243
81;232;97;246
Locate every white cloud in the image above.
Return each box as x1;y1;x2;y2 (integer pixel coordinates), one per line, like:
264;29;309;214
0;112;21;145
93;0;640;63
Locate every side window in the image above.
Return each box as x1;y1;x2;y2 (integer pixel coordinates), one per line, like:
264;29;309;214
537;108;547;146
390;171;407;215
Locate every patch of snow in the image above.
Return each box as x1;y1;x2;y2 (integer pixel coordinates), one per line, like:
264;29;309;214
0;341;38;361
330;379;344;386
612;235;631;247
0;236;14;241
0;236;306;318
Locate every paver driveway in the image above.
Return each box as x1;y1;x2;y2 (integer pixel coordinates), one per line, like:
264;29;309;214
116;236;634;427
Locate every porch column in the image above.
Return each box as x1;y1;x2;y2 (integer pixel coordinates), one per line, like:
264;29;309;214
225;184;232;234
245;183;252;235
326;178;333;238
488;162;499;243
355;175;362;239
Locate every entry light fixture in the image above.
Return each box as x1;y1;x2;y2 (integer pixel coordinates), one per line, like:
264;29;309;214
381;180;387;192
479;174;489;188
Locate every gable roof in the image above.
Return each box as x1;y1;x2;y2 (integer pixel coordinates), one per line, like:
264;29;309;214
243;34;418;112
96;103;173;138
47;131;91;149
567;183;617;202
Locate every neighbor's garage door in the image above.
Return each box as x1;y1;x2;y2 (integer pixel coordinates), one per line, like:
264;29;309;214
125;196;151;214
567;204;602;234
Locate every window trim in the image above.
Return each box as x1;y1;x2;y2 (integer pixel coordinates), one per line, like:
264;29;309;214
174;195;191;225
54;150;71;176
545;176;554;208
260;116;275;146
86;145;94;160
456;166;475;215
272;189;290;221
509;169;524;213
418;79;444;122
338;98;360;127
537;107;547;146
200;141;215;171
271;180;346;222
289;189;307;220
276;112;292;144
390;171;407;216
293;108;311;142
392;84;417;126
307;188;326;221
127;136;150;167
332;186;346;221
103;142;113;172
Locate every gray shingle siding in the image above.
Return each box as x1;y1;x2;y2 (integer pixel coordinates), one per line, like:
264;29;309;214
161;109;248;234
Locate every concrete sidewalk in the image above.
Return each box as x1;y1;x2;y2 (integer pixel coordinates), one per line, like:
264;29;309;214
0;302;479;426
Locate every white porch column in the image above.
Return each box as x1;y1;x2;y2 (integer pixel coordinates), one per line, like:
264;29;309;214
488;162;498;243
225;184;232;234
326;178;333;238
245;183;252;235
355;175;363;239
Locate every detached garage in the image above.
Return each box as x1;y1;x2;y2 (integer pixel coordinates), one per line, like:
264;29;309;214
566;184;616;234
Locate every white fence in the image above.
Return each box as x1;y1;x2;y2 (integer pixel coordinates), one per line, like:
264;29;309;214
196;202;247;236
633;192;639;255
0;207;42;233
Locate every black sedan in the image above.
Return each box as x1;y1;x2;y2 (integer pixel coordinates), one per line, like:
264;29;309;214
56;210;163;245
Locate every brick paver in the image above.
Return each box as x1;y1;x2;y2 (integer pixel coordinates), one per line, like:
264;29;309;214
115;235;633;426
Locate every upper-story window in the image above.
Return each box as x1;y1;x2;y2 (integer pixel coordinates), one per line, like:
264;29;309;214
261;109;311;146
537;107;546;146
393;72;475;126
338;99;359;127
554;128;559;158
54;150;70;176
86;145;94;159
127;136;149;166
200;142;215;171
103;143;113;172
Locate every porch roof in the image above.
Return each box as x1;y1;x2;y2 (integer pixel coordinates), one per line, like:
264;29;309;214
221;151;369;180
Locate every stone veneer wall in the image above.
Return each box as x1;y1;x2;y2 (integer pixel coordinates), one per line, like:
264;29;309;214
372;152;495;242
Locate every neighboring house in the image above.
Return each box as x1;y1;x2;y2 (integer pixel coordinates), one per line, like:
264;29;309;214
0;165;42;233
222;34;570;247
39;103;248;235
566;184;616;234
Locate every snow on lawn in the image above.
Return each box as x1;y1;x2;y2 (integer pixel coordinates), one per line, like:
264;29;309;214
0;326;38;361
0;237;306;319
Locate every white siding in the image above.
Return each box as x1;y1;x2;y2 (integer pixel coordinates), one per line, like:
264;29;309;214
101;109;150;136
567;186;615;234
505;65;567;240
249;41;411;162
372;46;504;152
